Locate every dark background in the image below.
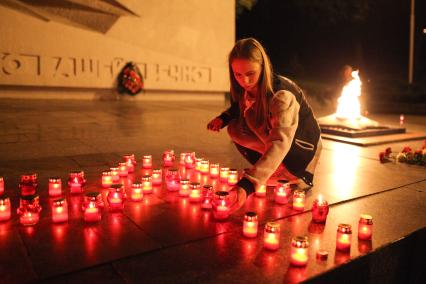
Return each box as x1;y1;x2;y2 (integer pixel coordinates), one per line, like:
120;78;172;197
236;0;426;103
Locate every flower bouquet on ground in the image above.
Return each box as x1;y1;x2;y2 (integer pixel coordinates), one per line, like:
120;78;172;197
379;140;426;166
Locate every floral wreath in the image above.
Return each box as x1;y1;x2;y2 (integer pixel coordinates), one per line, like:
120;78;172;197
117;62;144;96
379;139;426;166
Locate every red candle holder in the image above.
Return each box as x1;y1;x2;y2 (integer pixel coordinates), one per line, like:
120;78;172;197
123;154;136;173
0;176;4;195
19;173;38;196
130;182;144;202
255;184;267;197
179;152;188;165
179;179;190;197
358;214;373;240
195;158;203;172
274;180;291;204
212;191;231;220
142;155;153;169
68;171;85;194
51;198;68;223
227;169;238;186
162;150;175;167
219;167;229;183
311;195;329;223
101;170;113;188
141;175;153;194
292;190;305;211
201;185;214;209
200;160;210;175
243;211;258;238
107;184;125;211
264;221;280;250
118;162;128;177
110;167;120;182
0;196;11;222
17;194;42;226
336;223;352;252
166;168;180;191
82;192;102;223
151;169;162;185
189;182;202;203
290;236;309;266
209;163;220;178
185;153;195;169
47;177;62;197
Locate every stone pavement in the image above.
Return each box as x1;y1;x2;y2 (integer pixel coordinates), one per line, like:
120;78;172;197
0;96;425;283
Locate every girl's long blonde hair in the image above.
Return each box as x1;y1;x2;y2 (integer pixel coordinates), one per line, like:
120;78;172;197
228;38;274;126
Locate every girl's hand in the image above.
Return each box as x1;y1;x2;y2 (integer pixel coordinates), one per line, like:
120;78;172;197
228;186;247;213
207;117;223;132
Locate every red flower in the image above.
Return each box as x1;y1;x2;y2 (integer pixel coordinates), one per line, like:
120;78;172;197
402;146;412;153
385;147;392;155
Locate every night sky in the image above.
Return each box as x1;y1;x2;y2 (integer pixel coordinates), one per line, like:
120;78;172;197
237;0;426;88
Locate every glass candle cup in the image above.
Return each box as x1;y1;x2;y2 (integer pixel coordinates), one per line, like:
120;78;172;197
0;176;4;195
130;182;144;202
189;182;202;203
290;236;309;266
48;177;62;197
219;167;229;183
255;184;267;197
358;214;373;240
141;175;153;194
209;163;220;178
292;190;305;211
179;179;190;197
51;198;68;223
68;171;85;194
151;169;162;185
162;150;175;167
0;196;11;222
101;170;113;188
201;185;214;209
118;162;128;177
212;191;231;220
200;160;210;175
17;194;42;226
243;211;258;238
142;155;153;169
311;195;329;223
336;223;352;252
166;168;180;191
107;184;125;211
123;154;136;173
227;169;238;186
274;180;291;204
19;173;38;196
82;192;102;223
264;221;280;250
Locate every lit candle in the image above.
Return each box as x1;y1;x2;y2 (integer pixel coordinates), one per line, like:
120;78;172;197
227;169;238;186
189;182;202;203
101;170;113;188
142;155;153;169
264;221;280;250
201;185;213;209
274;180;291;204
209;163;220;178
195;158;203;172
243;212;258;238
255;184;267;197
68;171;85;194
185;153;195;169
200;160;210;175
123;154;136;173
48;177;62;197
130;182;144;201
82;192;102;223
151;169;162;185
141;175;153;194
162;150;175;167
17;194;41;226
179;179;190;197
336;223;352;252
219;167;229;183
166;168;180;191
0;176;4;195
110;167;120;182
212;191;231;220
358;214;373;240
311;195;329;223
118;162;128;177
0;196;11;222
179;152;188;165
19;173;38;196
292;190;305;211
51;198;68;223
290;236;309;266
107;184;125;211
